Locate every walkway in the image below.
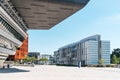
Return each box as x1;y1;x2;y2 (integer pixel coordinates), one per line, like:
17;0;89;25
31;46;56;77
0;65;120;80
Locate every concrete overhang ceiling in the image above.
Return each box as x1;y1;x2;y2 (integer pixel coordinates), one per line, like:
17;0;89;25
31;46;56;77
10;0;89;29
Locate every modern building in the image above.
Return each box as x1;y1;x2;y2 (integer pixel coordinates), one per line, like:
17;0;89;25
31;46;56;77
28;52;40;64
54;35;110;66
28;52;40;59
40;54;54;65
0;0;28;67
28;53;54;65
0;0;89;67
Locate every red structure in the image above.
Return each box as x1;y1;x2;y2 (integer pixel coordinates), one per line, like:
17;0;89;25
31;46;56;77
8;37;28;61
15;37;28;60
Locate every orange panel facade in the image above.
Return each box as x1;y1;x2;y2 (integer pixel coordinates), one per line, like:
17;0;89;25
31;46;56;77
15;36;28;60
8;36;28;61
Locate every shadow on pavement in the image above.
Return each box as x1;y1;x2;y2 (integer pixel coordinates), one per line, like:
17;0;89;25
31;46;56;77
0;68;30;73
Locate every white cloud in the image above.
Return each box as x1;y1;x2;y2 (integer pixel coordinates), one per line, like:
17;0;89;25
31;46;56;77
92;14;120;26
103;14;120;24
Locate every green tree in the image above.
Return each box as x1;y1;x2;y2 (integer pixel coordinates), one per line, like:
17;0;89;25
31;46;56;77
31;57;37;61
39;58;48;64
112;48;120;58
39;58;48;62
112;55;118;64
23;56;37;63
23;56;31;63
111;48;120;64
99;58;104;65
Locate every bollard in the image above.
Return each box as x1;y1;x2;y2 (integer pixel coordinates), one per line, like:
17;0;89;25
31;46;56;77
78;61;81;68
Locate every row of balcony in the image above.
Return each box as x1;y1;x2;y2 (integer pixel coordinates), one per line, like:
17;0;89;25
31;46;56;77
0;29;22;46
0;0;28;31
0;46;15;55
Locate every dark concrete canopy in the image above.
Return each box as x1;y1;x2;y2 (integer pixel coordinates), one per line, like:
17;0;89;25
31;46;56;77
10;0;89;29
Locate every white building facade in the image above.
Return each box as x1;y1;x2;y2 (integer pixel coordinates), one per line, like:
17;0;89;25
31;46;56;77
0;0;28;67
54;35;110;66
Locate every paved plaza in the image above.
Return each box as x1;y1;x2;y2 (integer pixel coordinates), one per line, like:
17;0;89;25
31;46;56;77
0;65;120;80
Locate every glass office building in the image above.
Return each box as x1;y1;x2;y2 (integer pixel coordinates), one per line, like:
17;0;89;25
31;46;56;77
54;35;110;66
101;41;110;64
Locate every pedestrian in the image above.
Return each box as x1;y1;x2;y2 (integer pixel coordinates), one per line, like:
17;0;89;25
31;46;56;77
7;64;10;68
3;65;5;69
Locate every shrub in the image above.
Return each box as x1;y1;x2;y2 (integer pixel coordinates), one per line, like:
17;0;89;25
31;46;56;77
96;64;105;67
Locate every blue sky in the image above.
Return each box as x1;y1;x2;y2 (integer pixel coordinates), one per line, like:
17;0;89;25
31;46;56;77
28;0;120;55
